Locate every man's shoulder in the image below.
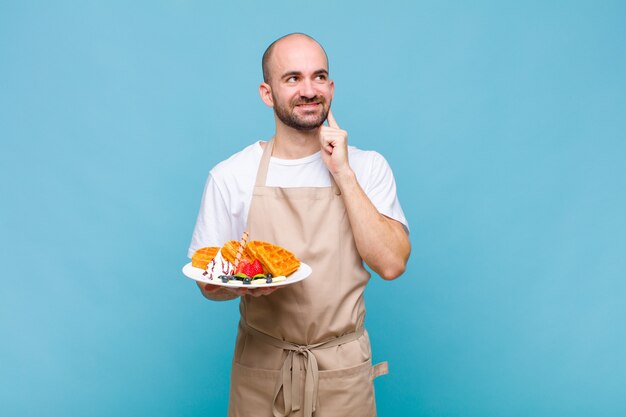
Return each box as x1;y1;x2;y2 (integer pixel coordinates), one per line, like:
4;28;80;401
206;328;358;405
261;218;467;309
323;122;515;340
348;146;389;170
210;141;263;180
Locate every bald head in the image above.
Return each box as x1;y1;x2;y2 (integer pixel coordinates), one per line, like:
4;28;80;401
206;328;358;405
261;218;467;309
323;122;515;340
262;33;329;83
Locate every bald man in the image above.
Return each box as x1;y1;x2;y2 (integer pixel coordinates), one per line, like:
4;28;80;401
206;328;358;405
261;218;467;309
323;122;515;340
189;33;410;416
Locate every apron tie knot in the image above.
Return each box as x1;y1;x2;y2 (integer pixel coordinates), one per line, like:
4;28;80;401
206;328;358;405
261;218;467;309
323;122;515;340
239;321;364;417
279;347;318;416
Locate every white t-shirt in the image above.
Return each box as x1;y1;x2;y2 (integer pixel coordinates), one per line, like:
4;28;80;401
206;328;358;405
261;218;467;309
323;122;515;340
188;141;408;257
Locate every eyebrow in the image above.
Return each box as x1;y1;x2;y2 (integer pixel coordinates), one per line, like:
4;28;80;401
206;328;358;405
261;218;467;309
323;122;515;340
281;69;329;79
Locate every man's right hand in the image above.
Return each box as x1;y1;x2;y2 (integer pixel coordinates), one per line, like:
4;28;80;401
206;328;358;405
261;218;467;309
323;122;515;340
198;282;281;300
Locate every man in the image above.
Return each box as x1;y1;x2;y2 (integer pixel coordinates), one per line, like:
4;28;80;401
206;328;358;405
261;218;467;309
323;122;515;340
189;33;410;417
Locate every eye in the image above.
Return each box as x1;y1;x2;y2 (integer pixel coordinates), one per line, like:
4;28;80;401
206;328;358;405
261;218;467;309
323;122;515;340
286;76;298;83
315;74;327;81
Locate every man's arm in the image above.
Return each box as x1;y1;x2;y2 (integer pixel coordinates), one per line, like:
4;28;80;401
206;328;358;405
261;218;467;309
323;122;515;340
320;111;411;280
333;171;410;279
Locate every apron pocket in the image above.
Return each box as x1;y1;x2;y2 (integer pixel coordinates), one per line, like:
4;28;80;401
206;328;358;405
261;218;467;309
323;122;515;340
315;359;383;417
229;358;388;417
229;361;279;417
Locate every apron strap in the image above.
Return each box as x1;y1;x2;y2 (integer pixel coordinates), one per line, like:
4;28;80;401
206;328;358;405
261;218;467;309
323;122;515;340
239;320;363;417
371;361;389;379
255;139;341;195
255;139;274;187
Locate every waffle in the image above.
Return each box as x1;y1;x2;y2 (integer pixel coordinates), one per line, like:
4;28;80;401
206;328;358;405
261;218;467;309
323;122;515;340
191;246;220;269
245;240;300;277
220;240;253;264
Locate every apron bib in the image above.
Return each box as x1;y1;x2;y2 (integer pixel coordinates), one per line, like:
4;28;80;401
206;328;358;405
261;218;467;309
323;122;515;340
228;140;387;417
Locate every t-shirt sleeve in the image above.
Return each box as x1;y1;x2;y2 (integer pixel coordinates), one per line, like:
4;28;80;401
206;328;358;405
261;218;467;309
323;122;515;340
187;173;234;258
364;152;410;234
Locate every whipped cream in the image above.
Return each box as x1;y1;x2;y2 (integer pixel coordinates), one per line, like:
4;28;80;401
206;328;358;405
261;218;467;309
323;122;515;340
203;250;235;280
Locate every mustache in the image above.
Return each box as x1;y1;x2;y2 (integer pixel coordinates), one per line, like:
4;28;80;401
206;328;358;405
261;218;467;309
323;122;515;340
293;96;326;106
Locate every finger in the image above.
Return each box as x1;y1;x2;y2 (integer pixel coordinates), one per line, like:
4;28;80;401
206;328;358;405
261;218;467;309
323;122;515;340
327;109;339;129
203;283;221;293
250;286;280;297
252;286;273;296
265;286;280;295
225;287;246;296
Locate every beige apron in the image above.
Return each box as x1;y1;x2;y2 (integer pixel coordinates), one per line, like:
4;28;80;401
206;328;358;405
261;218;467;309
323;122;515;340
228;140;388;417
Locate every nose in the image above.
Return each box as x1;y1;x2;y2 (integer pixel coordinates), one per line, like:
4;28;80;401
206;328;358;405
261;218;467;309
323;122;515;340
298;79;316;98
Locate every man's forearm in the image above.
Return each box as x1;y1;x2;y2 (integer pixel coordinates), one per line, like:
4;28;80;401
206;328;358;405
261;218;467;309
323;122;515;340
334;169;410;280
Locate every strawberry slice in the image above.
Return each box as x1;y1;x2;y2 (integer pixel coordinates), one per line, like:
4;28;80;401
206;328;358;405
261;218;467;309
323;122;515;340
235;258;265;278
249;259;264;277
235;259;250;276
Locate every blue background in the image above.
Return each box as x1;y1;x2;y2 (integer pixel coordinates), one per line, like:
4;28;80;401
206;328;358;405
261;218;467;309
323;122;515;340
1;1;625;416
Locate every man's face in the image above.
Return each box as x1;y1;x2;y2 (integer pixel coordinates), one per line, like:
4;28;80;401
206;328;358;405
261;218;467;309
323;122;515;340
265;37;334;131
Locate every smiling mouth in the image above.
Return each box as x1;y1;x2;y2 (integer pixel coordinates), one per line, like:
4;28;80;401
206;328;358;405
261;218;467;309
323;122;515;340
296;103;321;109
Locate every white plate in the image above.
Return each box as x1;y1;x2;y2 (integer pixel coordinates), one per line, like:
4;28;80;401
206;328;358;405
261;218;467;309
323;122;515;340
182;262;312;288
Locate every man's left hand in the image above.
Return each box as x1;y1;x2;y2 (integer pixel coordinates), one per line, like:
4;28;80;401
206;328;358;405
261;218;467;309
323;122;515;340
320;110;350;176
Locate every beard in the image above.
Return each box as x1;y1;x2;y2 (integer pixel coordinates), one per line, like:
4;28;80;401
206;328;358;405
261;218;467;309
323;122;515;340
273;95;330;131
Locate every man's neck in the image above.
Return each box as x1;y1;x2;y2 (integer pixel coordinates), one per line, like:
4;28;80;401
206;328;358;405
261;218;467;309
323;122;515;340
272;123;322;159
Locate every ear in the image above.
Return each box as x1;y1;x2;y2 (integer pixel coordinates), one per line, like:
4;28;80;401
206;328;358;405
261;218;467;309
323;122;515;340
259;82;274;108
329;79;335;100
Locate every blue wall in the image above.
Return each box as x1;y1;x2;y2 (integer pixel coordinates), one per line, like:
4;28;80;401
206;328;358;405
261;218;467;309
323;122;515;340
1;1;625;416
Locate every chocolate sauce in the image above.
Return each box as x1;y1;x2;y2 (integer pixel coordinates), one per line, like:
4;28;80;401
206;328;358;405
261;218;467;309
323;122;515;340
209;259;216;279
